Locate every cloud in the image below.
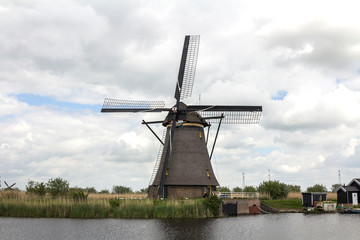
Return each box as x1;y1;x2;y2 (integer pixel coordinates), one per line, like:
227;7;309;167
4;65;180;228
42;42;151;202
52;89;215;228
1;0;360;192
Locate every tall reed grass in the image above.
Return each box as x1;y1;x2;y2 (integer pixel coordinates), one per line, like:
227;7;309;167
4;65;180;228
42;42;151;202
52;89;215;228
0;191;211;219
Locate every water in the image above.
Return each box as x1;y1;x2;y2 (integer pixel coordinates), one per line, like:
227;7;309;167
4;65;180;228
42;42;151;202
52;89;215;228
0;214;358;240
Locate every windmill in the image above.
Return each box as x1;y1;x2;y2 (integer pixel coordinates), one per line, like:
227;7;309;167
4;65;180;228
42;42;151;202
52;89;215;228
101;35;262;199
4;181;16;190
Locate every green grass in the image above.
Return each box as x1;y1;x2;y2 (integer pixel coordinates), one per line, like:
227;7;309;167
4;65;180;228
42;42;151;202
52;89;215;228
262;199;303;210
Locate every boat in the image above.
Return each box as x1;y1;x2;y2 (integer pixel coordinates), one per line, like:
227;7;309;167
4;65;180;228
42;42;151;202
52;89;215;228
348;208;360;214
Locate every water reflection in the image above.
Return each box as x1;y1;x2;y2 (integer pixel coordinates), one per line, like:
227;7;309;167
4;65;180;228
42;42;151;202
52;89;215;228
0;214;359;240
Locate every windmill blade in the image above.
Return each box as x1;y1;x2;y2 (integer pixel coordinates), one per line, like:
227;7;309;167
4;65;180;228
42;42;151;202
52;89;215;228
186;105;262;124
4;181;8;187
101;98;169;113
9;183;16;188
174;35;200;101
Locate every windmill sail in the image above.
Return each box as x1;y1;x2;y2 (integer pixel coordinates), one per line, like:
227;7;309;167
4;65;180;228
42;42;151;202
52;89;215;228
101;98;168;112
175;35;200;101
186;105;262;124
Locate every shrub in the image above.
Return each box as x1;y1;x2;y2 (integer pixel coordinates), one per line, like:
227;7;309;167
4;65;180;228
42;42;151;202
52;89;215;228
203;195;221;217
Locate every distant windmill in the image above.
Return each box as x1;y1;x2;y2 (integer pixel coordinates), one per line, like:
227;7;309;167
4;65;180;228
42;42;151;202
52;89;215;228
4;181;16;190
101;35;262;199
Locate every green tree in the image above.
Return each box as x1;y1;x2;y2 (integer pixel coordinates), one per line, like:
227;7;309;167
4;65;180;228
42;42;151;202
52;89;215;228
216;186;230;192
46;177;70;197
85;187;97;193
232;186;242;192
99;189;110;194
138;187;148;193
257;180;289;199
286;184;301;192
306;184;327;192
331;184;341;192
243;186;257;192
112;185;133;194
26;180;46;197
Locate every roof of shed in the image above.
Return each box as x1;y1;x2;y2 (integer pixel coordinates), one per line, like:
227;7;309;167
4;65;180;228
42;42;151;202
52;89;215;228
337;186;359;192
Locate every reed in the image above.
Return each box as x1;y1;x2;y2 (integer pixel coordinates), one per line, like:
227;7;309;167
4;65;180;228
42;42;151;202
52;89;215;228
0;191;212;219
287;192;337;200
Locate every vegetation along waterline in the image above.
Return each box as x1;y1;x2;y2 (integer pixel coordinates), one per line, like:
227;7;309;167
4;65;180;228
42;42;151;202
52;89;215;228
0;191;221;219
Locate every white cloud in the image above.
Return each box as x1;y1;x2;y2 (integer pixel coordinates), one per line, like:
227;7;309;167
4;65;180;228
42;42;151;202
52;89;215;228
1;0;360;192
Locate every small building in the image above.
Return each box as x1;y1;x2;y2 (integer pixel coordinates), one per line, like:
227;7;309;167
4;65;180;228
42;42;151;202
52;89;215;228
302;192;327;208
337;178;360;206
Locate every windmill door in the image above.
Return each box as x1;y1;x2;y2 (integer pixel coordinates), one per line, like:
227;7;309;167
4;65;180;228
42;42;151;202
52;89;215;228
352;193;358;205
164;186;168;199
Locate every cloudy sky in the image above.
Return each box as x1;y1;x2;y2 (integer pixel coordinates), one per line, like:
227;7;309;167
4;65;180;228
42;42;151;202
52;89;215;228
1;0;360;192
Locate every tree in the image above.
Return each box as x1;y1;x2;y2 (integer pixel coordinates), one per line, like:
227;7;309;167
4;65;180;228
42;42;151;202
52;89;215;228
243;186;257;192
99;189;110;194
112;185;133;194
306;184;327;192
26;180;46;197
216;186;230;192
232;186;242;192
46;177;69;197
257;180;289;199
286;184;301;192
85;187;97;193
331;184;341;192
138;187;148;193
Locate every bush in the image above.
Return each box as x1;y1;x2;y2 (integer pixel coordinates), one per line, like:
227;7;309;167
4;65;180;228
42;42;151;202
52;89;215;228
203;195;222;217
258;180;289;199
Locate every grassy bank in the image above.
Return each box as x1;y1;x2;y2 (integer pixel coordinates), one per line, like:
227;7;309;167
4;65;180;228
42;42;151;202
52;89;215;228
262;199;303;210
0;191;214;219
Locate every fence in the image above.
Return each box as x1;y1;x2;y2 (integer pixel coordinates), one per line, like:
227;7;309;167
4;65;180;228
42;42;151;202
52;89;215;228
218;192;259;199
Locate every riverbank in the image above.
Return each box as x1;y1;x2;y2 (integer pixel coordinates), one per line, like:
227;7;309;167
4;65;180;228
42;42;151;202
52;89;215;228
0;191;221;219
0;191;340;218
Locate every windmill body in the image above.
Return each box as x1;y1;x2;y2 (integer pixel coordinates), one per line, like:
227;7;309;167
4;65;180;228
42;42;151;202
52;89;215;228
101;35;262;199
148;111;219;199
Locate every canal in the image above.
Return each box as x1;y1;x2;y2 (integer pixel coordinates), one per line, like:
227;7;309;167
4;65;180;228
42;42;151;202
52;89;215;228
0;213;358;240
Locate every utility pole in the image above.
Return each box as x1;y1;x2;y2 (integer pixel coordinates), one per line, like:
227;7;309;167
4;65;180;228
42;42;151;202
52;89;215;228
268;169;271;181
338;170;341;185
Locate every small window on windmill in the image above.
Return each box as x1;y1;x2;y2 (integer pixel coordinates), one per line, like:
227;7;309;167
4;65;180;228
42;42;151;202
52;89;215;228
206;170;210;177
166;169;169;176
199;130;202;138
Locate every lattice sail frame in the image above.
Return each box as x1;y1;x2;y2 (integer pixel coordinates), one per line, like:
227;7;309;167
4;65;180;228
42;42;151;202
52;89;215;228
199;111;262;124
102;98;166;111
180;35;200;100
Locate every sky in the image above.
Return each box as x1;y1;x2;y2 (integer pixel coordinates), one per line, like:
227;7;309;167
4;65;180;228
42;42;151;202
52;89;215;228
1;0;360;192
